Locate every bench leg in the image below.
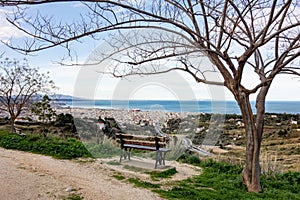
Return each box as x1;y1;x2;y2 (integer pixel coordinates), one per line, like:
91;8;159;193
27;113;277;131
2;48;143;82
155;151;168;169
162;152;166;165
120;148;131;163
119;149;123;163
155;151;159;169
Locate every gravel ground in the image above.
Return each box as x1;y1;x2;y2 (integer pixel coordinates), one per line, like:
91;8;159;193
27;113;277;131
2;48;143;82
0;148;164;200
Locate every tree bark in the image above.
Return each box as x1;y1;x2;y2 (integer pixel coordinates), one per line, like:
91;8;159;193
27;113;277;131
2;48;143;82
236;92;262;192
10;117;16;134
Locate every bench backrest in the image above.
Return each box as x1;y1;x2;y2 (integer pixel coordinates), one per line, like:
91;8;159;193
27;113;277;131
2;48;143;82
115;133;168;150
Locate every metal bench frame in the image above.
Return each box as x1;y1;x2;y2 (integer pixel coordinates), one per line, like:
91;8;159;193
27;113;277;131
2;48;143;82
117;134;171;169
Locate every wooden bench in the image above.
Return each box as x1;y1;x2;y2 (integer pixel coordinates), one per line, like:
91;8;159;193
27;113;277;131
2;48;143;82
116;133;171;169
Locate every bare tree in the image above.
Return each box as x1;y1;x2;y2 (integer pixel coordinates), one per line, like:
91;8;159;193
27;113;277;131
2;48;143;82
0;58;55;133
1;0;300;192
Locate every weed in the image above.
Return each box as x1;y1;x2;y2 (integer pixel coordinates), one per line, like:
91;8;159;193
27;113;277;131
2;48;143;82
127;178;160;189
84;141;120;158
0;130;92;159
113;174;126;180
123;165;148;173
176;153;201;165
148;167;177;181
154;159;300;200
62;194;82;200
107;160;122;165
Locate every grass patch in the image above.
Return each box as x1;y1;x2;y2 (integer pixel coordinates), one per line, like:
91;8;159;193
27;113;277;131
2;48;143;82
62;194;82;200
107;160;122;165
147;167;177;181
176;153;201;165
84;141;120;158
154;159;300;200
0;130;92;159
113;174;126;181
123;165;148;173
127;178;161;189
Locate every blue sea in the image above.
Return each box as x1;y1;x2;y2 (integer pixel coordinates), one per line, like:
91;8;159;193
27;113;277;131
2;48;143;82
57;99;300;114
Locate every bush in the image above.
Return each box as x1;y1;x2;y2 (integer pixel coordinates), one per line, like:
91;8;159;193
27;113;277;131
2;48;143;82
84;141;120;158
148;167;177;180
176;153;201;165
0;130;92;159
155;159;300;200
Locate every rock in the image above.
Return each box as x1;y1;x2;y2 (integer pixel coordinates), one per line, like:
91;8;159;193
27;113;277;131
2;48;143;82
65;186;74;192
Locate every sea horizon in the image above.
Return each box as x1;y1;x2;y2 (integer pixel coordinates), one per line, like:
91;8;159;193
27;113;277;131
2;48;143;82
55;98;300;115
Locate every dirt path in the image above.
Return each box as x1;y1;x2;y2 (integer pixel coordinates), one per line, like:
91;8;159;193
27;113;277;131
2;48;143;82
0;148;164;200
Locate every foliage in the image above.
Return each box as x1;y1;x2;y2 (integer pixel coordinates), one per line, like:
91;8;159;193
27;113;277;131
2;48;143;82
0;130;91;159
176;153;201;165
31;95;56;123
107;161;122;165
62;194;82;200
113;174;126;181
127;178;160;189
162;118;182;134
154;159;300;200
84;141;120;158
0;58;55;132
101;117;123;138
148;167;177;181
2;1;300;192
54;113;77;133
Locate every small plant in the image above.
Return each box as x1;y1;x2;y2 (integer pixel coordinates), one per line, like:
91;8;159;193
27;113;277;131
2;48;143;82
176;153;201;165
84;138;120;158
148;167;177;180
127;178;160;189
0;130;92;159
154;159;300;200
123;165;147;173
260;150;285;178
113;174;126;180
63;194;82;200
107;160;122;165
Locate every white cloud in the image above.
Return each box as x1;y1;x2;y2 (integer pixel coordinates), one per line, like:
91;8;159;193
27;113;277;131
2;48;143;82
0;8;27;41
72;3;85;8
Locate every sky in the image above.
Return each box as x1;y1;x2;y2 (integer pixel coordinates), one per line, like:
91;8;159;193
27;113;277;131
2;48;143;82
0;3;299;102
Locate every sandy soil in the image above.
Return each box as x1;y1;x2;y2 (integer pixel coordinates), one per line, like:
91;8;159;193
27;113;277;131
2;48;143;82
0;148;164;200
0;148;201;200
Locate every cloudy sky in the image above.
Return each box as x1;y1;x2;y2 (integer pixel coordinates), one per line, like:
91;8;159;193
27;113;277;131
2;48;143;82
0;3;299;101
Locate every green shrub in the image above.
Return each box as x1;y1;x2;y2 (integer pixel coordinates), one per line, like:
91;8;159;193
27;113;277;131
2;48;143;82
127;178;160;189
113;174;126;180
84;142;120;158
0;130;92;159
148;167;177;180
176;153;201;165
154;159;300;200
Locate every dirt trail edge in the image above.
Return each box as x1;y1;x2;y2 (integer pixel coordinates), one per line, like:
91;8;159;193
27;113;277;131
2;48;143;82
0;148;164;200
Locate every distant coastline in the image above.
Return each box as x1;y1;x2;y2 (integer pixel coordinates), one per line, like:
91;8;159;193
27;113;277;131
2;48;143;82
53;99;300;114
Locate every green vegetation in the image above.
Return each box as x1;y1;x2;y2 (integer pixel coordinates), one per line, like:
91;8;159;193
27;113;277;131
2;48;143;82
147;167;177;181
123;165;148;173
62;194;83;200
85;141;120;158
31;95;56;124
153;159;300;200
113;174;126;181
115;155;299;199
0;130;91;159
127;178;160;189
107;160;122;165
177;154;201;165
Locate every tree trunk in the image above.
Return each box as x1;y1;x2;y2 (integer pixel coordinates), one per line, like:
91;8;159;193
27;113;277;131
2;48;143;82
236;93;262;192
10;117;16;133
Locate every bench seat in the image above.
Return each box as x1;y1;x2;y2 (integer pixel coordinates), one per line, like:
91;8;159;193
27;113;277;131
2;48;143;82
123;144;170;152
116;133;171;169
